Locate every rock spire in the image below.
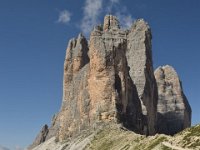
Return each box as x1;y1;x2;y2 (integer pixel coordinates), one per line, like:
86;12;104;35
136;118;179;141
29;15;191;149
155;65;191;135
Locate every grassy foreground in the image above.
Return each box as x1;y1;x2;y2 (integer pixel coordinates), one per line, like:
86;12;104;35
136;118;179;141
33;124;200;150
85;124;200;150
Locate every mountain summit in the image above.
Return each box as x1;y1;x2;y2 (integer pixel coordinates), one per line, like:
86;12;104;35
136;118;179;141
28;15;191;150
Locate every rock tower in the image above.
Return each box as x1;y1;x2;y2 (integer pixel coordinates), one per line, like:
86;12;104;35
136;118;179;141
155;65;191;135
28;15;191;149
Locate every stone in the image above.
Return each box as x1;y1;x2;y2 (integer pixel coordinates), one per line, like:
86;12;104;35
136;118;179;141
88;15;143;132
154;65;191;135
28;125;49;150
103;15;120;31
29;15;192;149
54;15;144;142
57;33;90;141
45;113;59;140
127;19;158;135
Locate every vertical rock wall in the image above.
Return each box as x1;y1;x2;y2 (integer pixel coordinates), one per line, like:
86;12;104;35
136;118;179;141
127;19;158;135
58;34;90;140
29;15;191;149
88;15;142;131
155;65;191;135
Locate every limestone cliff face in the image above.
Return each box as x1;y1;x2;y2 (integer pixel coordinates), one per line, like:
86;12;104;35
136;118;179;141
55;15;145;141
58;33;90;141
154;65;191;135
127;19;158;135
35;15;154;144
29;15;191;149
88;15;143;132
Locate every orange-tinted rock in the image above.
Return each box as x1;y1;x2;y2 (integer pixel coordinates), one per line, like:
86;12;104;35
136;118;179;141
29;15;191;149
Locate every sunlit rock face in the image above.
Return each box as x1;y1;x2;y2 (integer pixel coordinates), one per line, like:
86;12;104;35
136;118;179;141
46;15;158;142
29;15;191;149
155;65;191;135
56;15;146;141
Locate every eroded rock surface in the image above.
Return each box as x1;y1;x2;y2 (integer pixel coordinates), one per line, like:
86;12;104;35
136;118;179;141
155;65;191;135
29;15;192;149
88;15;143;132
58;33;90;140
55;15;144;141
127;19;158;135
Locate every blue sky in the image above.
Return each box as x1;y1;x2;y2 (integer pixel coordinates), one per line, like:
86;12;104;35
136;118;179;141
0;0;200;149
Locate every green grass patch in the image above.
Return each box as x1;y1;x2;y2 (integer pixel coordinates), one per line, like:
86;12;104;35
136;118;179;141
146;136;167;150
188;139;200;148
160;144;172;150
98;140;114;150
182;125;200;147
187;125;200;136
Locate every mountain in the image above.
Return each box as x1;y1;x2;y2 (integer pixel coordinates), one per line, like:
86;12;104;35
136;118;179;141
28;15;192;150
31;124;200;150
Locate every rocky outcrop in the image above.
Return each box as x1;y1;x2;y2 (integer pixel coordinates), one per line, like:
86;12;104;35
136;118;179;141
29;15;192;149
56;15;145;141
28;125;49;149
30;15;155;147
88;15;143;132
57;33;90;141
127;19;158;135
155;65;191;135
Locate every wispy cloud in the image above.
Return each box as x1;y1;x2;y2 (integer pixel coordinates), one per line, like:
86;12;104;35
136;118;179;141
79;0;135;35
57;10;71;24
115;10;134;28
80;0;103;35
106;0;119;13
107;1;135;29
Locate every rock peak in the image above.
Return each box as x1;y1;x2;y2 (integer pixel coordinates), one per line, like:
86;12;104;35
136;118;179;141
103;15;120;31
155;65;191;135
29;14;192;149
155;65;179;81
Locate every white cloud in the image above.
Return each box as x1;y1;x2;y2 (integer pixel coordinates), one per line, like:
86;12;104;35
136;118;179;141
57;10;71;24
106;0;119;14
106;1;134;29
80;0;103;35
115;12;134;28
80;0;134;35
